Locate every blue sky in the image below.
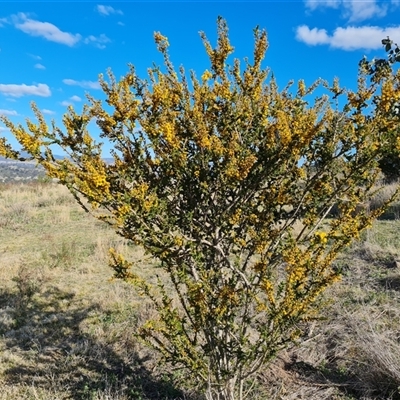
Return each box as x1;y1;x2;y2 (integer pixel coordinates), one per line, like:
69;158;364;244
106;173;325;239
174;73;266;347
1;0;400;157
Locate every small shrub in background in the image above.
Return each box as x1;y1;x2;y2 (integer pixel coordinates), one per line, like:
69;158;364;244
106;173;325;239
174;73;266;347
12;264;45;324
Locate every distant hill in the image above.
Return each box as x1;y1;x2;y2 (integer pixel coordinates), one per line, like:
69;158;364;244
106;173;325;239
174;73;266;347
0;158;45;183
0;154;114;163
0;154;114;183
0;151;65;162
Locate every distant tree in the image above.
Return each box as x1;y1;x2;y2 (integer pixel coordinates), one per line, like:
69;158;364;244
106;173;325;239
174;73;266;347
360;37;400;183
1;18;400;400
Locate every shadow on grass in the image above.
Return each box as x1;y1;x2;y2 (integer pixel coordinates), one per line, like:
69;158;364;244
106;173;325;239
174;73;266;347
379;275;400;291
0;285;186;400
285;357;355;389
284;342;400;400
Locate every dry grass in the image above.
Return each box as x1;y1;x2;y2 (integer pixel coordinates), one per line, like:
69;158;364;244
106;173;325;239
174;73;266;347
0;181;400;399
369;181;400;220
274;221;400;400
0;182;185;399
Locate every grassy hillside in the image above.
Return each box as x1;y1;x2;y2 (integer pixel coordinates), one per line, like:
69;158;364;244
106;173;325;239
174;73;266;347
0;182;400;399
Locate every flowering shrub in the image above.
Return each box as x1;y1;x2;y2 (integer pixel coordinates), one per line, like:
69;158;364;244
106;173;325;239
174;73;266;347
361;37;400;183
1;18;400;400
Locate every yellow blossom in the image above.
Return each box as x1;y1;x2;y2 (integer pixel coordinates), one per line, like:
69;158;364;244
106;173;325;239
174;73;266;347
314;231;328;245
275;110;292;146
201;70;213;81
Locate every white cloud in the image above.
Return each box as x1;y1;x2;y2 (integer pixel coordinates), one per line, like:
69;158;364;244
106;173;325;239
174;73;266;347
0;109;18;116
28;53;41;60
117;21;125;26
345;1;388;22
96;5;123;16
62;79;101;89
0;127;9;132
61;100;73;107
42;109;55;115
304;0;399;22
0;83;51;97
304;0;340;11
83;33;111;49
70;95;82;102
0;17;8;27
296;25;329;45
34;63;45;69
296;25;400;50
7;14;108;49
12;13;81;46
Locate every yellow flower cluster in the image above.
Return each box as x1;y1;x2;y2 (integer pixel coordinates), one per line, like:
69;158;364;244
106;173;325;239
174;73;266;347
40;161;68;181
278;247;319;319
339;219;362;240
83;132;93;146
201;70;213;82
218;284;239;307
14;128;41;155
275;110;292;146
68;157;112;204
152;82;169;105
380;80;400;113
108;247;135;281
261;278;276;306
314;231;328;245
397;136;400;152
223;146;257;181
129;182;158;212
116;204;131;218
297;80;306;97
0;140;16;159
347;92;359;108
214;82;232;101
293;110;318;146
249;213;258;224
238;154;257;179
83;159;109;192
130;182;149;199
174;236;184;247
287;264;307;289
229;208;242;225
211;136;224;155
208;284;241;321
153;32;169;46
162;121;179;148
187;282;206;310
196;129;212;150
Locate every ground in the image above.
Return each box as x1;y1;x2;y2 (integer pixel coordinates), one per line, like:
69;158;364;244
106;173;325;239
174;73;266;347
0;181;399;399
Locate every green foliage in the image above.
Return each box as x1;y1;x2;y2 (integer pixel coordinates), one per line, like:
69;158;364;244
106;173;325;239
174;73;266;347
360;37;400;183
1;18;400;400
377;150;400;184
